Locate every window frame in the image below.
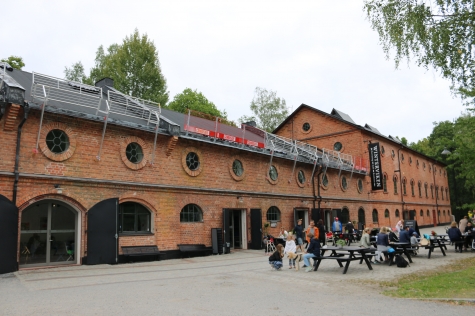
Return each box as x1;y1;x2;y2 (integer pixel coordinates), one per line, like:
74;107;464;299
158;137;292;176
266;206;281;222
180;204;204;223
118;202;152;234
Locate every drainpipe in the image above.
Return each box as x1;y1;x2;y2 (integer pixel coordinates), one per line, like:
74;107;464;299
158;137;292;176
12;102;30;205
312;164;323;219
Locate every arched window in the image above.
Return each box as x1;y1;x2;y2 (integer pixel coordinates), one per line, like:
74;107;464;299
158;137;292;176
420;209;423;217
267;206;281;221
341;207;350;224
372;209;379;223
446;188;449;201
383;174;388;193
395;209;400;218
430;185;434;199
384;209;389;218
418;181;422;197
180;204;203;222
427;210;430;217
393;175;398;194
402;178;407;195
436;186;439;199
443;210;446;216
410;179;415;196
119;202;151;233
358;207;366;225
441;186;444;200
424;183;428;198
448;210;451;216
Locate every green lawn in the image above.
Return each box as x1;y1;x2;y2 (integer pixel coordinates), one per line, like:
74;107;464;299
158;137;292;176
383;257;475;299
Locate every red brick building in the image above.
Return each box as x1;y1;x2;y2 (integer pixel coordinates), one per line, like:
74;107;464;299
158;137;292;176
0;65;450;273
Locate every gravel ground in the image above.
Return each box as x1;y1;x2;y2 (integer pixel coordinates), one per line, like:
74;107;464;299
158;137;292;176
1;226;474;315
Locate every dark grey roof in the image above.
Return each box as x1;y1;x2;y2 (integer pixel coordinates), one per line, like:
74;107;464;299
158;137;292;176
364;123;382;135
388;135;402;144
331;108;355;124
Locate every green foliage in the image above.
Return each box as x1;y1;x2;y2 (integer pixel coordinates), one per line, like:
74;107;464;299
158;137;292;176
239;87;288;132
409;114;475;215
1;56;25;70
64;29;168;106
364;0;475;106
64;61;88;83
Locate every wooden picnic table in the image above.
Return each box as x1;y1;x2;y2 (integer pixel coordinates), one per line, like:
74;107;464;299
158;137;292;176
389;242;414;263
313;246;376;274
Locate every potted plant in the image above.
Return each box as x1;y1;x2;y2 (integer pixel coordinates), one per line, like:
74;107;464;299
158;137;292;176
430;230;437;238
336;239;346;248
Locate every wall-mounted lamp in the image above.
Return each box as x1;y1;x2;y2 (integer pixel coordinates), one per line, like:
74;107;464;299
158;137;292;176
237;196;243;203
54;184;63;194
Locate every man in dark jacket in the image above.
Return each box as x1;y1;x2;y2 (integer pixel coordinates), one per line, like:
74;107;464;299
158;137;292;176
303;234;321;272
399;226;411;243
448;222;463;252
294;219;304;253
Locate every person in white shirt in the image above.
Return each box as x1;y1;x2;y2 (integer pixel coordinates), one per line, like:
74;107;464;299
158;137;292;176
284;234;297;269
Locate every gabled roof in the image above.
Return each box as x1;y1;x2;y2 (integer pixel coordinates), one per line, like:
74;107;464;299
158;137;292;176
272;103;445;166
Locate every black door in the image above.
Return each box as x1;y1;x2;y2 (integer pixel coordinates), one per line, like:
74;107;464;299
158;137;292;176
86;198;118;265
358;208;366;226
0;195;18;274
222;209;231;254
250;209;262;249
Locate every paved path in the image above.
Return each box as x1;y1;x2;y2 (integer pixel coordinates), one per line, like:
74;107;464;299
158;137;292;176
1;226;474;315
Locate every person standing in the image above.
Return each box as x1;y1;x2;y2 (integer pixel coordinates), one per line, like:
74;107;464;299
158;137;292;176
316;219;326;246
305;220;319;245
395;219;404;234
346;221;355;243
284;234;297;269
293;219;304;253
459;216;468;234
303;234;321;272
332;217;342;232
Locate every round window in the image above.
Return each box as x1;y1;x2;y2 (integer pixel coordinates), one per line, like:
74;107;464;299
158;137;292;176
298;170;305;184
322;174;329;187
125;142;144;163
334;142;342;151
232;159;243;177
46;129;70;153
381;146;385;155
357;179;363;192
269;165;278;181
341;176;348;190
302;122;311;132
186;152;200;171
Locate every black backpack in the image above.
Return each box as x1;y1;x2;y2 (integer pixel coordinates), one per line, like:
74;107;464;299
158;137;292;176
395;254;410;268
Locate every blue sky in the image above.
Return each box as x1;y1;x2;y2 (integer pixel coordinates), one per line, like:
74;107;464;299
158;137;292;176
2;0;467;142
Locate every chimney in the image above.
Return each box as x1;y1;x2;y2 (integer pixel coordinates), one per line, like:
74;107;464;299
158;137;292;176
95;77;114;89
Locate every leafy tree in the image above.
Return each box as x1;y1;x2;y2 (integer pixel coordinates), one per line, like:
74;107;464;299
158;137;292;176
64;61;88;83
239;87;288;132
64;29;168;106
1;56;25;70
168;88;235;126
409;115;475;217
364;0;475;105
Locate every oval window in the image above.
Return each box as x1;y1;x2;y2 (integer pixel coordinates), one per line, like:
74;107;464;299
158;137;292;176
269;165;278;181
46;129;70;153
298;170;305;184
341;176;348;190
232;159;243;177
302;122;311;132
334;142;342;151
186;152;200;170
357;179;363;192
126;142;144;163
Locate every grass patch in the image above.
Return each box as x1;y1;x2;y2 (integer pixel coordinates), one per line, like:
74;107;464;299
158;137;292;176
382;257;475;299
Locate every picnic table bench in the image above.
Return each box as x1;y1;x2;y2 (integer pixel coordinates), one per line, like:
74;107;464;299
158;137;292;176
312;246;375;274
424;237;447;258
177;244;212;258
122;245;164;262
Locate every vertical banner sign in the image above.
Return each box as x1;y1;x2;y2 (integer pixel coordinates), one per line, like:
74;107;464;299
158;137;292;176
368;142;383;191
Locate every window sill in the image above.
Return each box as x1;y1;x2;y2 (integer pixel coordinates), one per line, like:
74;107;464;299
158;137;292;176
119;232;154;236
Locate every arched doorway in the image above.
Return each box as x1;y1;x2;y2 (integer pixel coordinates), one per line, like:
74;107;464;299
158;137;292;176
19;200;79;267
358;207;366;229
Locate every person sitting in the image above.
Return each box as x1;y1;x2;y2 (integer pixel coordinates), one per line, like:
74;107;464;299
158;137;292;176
463;222;474;251
303;233;321;272
278;227;288;239
398;226;411;243
359;227;373;248
284;234;297;269
410;232;418;247
268;244;284;270
388;227;399;242
408;227;418;237
375;227;390;263
447;221;463;253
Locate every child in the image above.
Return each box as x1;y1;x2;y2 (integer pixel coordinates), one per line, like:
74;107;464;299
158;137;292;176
284;234;297;269
268;244;284;270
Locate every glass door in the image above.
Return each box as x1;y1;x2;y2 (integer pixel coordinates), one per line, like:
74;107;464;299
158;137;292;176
20;201;77;267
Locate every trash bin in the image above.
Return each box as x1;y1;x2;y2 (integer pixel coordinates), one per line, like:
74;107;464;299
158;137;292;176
224;242;231;254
